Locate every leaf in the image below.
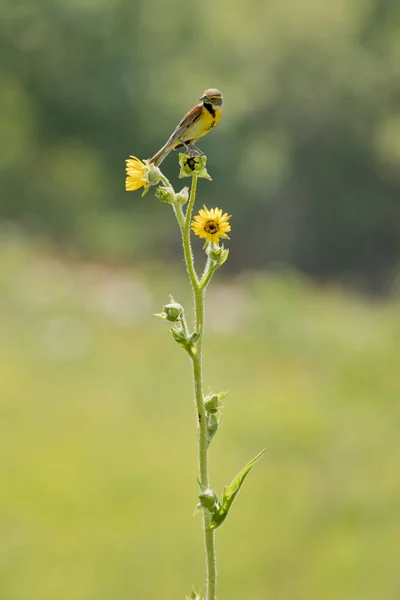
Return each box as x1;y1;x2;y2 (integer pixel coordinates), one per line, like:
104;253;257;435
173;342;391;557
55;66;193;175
208;449;265;530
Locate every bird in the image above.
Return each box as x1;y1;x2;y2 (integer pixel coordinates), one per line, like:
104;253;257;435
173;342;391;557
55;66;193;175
149;88;223;167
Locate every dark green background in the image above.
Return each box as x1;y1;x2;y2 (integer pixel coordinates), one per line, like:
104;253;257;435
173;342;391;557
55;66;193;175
1;0;399;291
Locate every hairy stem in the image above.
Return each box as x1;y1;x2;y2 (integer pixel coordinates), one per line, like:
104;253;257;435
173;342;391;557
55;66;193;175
174;176;199;288
192;284;217;600
174;175;217;600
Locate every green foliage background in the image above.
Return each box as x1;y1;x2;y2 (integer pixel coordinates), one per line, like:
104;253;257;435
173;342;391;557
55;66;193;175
1;0;399;290
1;0;400;598
1;237;400;599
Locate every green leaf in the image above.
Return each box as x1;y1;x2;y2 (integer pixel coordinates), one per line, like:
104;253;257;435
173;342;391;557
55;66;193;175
208;449;265;531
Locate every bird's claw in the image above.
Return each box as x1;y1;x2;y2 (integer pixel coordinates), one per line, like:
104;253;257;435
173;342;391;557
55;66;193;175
184;144;204;157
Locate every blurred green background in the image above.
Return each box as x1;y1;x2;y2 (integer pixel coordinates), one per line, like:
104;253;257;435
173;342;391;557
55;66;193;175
1;0;400;598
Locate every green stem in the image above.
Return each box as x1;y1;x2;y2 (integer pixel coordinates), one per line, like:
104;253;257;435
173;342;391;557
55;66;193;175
174;176;199;289
174;175;217;600
192;290;217;600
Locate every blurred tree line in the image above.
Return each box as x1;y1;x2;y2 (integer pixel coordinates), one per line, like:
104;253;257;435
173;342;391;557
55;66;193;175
1;0;399;292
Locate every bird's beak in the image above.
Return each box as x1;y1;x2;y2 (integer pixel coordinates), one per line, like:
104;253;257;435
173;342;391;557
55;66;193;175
199;94;207;102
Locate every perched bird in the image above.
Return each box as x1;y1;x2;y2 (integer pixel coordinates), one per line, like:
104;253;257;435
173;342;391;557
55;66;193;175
149;88;223;167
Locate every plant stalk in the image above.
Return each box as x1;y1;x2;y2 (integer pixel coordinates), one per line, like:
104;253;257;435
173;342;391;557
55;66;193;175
174;175;217;600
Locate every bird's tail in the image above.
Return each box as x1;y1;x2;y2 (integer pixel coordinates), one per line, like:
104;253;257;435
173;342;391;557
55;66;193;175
149;142;172;167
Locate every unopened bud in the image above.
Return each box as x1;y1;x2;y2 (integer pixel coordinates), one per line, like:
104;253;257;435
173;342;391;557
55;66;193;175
207;245;229;266
155;185;175;203
204;394;220;413
158;302;183;322
206;413;219;445
204;390;227;414
199;488;219;511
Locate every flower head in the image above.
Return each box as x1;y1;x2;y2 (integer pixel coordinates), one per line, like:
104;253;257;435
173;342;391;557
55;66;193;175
179;153;212;180
125;156;161;195
191;206;231;245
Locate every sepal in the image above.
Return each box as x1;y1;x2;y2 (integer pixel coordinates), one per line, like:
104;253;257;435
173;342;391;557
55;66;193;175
142;162;162;196
175;186;189;205
147;163;162;186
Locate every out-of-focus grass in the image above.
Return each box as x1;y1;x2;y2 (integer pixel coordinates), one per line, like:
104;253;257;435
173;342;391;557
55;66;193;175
1;235;400;600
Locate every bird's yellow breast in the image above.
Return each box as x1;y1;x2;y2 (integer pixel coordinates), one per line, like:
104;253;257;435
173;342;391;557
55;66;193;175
183;105;222;143
201;106;222;135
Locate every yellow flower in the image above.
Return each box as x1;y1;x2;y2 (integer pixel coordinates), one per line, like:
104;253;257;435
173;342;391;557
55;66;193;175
191;206;231;244
125;156;161;194
125;156;148;191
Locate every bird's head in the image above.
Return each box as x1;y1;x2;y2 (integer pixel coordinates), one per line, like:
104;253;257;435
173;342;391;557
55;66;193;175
199;88;223;108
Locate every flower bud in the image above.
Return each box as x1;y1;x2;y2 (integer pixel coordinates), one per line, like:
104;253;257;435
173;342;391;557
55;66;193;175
198;488;219;511
156;302;183;322
207;245;229;266
204;390;227;414
178;153;212;180
206;413;219;445
155;185;176;203
175;186;189;205
204;394;220;414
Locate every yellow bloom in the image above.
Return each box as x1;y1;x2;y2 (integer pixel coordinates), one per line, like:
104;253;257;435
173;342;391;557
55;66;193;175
191;206;231;244
125;156;147;191
125;156;161;194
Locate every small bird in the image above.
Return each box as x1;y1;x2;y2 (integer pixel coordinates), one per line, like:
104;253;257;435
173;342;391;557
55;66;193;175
149;88;223;167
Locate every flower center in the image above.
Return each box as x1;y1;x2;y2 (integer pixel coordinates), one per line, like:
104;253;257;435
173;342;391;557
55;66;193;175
204;219;219;234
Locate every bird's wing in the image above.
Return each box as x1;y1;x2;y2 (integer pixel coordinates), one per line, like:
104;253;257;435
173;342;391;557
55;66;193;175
165;103;203;146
